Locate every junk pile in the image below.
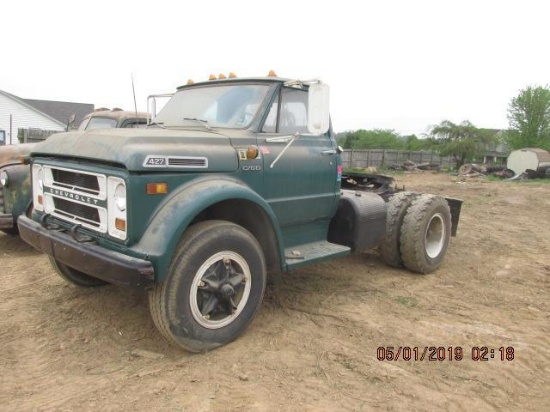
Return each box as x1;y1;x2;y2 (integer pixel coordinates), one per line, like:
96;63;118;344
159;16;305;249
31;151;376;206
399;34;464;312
458;164;515;179
458;163;550;179
387;160;441;171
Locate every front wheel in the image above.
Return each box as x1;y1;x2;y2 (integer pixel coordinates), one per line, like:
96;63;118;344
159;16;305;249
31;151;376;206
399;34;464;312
149;221;266;352
399;195;451;274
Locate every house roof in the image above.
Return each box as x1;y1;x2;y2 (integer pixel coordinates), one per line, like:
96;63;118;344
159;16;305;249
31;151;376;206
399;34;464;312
0;89;94;128
23;98;94;127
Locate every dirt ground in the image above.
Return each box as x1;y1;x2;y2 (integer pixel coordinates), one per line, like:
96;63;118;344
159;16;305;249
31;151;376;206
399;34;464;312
1;172;549;412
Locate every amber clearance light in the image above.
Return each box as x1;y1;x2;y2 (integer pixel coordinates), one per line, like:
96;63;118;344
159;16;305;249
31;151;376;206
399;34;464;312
246;145;259;159
146;182;168;195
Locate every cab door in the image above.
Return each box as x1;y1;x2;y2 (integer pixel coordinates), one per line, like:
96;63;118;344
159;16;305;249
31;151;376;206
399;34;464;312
257;86;340;229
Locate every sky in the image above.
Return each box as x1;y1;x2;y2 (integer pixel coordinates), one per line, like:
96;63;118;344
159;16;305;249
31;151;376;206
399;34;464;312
2;0;549;136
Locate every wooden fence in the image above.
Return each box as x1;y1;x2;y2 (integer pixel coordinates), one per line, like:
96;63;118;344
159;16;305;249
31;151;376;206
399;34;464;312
341;149;457;170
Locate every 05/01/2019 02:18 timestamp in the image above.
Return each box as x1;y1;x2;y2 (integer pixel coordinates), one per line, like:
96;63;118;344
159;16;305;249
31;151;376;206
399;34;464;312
376;346;515;362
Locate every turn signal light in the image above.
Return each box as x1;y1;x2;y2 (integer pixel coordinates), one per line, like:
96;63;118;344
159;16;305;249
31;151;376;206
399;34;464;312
146;182;168;195
246;145;259;159
115;218;126;232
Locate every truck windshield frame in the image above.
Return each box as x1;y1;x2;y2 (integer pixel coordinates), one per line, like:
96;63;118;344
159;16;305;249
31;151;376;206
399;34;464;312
153;83;271;129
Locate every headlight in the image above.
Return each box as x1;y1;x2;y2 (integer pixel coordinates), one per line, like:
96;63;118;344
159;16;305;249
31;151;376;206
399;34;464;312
114;183;126;211
0;170;8;187
107;176;127;240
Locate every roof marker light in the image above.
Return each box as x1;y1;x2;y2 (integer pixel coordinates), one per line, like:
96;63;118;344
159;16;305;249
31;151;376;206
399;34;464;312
229;72;237;78
268;70;277;77
209;74;217;80
187;79;194;85
218;73;227;79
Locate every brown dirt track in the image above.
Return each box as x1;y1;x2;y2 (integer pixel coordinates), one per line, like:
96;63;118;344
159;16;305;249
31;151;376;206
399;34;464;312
1;172;549;412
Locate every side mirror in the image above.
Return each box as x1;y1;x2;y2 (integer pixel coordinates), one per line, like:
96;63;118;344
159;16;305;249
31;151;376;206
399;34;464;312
308;82;330;135
66;113;76;131
147;96;157;125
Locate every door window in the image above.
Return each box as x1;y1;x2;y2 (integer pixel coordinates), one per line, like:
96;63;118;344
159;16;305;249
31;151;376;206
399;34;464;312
262;88;309;134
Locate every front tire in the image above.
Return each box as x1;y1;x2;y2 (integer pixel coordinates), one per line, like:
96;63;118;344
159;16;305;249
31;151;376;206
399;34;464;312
399;195;451;274
149;221;266;352
49;256;109;287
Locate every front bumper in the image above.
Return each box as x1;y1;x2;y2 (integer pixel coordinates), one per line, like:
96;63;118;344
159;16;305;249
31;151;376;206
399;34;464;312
18;216;155;289
0;213;14;229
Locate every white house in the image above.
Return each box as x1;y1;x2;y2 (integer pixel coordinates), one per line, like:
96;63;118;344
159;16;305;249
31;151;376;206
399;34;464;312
0;90;93;145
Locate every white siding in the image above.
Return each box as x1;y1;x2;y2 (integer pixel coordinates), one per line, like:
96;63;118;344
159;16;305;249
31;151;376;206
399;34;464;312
0;93;64;145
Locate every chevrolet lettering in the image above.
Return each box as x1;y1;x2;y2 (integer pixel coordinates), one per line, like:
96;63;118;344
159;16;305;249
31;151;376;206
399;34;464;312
48;188;101;206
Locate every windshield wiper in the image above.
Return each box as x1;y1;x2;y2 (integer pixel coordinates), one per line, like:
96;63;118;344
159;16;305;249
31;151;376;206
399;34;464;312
183;117;212;130
147;121;165;129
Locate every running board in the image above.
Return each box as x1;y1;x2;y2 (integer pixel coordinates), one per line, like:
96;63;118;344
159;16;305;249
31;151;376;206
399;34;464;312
284;241;350;270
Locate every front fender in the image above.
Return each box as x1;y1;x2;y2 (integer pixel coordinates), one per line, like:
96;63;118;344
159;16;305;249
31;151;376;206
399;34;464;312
131;176;284;281
1;163;32;219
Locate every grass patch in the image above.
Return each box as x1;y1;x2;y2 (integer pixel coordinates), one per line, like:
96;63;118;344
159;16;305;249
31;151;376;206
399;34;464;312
395;296;418;308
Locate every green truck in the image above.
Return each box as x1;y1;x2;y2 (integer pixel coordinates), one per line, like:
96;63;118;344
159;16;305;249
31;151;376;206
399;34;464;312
18;74;462;352
0;109;147;234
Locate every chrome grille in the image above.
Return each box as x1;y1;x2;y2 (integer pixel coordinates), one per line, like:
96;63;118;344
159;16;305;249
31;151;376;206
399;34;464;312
51;169;100;195
168;157;207;167
53;198;101;227
42;166;107;232
0;185;4;214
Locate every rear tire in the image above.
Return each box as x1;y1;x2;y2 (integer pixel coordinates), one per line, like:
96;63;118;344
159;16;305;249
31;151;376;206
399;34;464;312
149;220;266;352
379;192;418;268
399;194;451;274
49;256;109;287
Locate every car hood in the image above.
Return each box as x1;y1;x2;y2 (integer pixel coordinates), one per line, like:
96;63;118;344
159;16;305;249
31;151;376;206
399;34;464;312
0;143;36;167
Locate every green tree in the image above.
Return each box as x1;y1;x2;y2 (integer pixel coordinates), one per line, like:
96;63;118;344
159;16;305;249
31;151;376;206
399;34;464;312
505;85;550;150
405;134;437;151
342;129;406;149
430;120;493;167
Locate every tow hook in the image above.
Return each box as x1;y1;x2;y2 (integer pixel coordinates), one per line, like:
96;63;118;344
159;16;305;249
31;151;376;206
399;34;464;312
40;214;61;231
69;224;96;244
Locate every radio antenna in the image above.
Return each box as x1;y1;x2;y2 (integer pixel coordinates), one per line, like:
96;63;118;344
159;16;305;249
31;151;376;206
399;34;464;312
131;73;138;118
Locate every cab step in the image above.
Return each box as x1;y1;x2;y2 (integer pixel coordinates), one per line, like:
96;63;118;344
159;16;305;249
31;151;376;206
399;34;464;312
284;241;350;270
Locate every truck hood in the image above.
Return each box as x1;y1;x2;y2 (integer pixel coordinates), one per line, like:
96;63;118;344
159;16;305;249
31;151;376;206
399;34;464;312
0;143;36;167
30;128;238;172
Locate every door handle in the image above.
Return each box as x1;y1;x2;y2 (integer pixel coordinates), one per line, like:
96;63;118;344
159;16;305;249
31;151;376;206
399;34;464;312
321;149;337;155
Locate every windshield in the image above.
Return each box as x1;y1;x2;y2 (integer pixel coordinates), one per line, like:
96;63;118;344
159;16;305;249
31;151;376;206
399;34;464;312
153;83;271;129
78;117;118;131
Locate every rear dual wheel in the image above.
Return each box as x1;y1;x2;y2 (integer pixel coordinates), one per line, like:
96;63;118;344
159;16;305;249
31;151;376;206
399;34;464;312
379;192;418;268
399;194;451;274
380;193;451;274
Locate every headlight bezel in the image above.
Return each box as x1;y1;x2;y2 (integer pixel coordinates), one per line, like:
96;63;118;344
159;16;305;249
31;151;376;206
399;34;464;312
114;182;127;211
0;170;8;187
107;176;127;240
